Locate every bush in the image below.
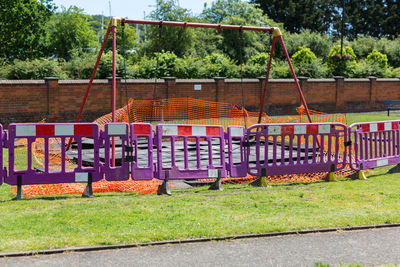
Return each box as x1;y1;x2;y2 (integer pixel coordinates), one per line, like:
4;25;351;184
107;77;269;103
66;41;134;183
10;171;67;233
390;67;400;77
0;65;10;79
272;60;291;78
349;37;400;68
352;59;384;78
241;53;274;78
97;51;125;79
291;46;317;65
241;63;268;78
290;47;329;78
294;60;329;78
367;49;388;70
128;51;179;79
279;30;333;60
248;53;271;66
198;53;239;78
62;51;97;79
175;56;203;78
349;36;380;59
351;50;389;78
384;38;400;68
7;58;67;79
327;45;357;77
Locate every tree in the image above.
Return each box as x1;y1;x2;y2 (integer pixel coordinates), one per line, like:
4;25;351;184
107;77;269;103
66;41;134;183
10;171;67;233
253;0;399;39
201;0;280;62
335;0;400;39
46;6;98;59
0;0;55;61
141;0;195;57
250;0;337;34
105;23;138;57
88;15;138;56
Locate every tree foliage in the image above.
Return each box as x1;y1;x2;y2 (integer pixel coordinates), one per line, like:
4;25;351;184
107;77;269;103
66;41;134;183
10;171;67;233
201;0;280;62
250;0;336;33
252;0;399;39
105;23;138;57
0;0;55;61
46;6;98;60
337;0;400;39
142;0;195;57
327;45;357;76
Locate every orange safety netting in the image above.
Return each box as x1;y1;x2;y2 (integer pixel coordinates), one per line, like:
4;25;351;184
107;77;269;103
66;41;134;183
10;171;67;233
15;98;354;198
94;98;272;130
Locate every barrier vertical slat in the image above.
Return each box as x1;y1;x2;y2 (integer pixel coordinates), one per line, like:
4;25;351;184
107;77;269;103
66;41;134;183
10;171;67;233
0;125;3;186
102;123;130;181
226;126;247;177
45;138;49;173
288;135;294;164
130;123;154;180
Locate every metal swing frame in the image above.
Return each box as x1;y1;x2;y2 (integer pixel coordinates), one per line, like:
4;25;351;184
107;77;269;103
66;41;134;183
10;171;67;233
71;17;315;165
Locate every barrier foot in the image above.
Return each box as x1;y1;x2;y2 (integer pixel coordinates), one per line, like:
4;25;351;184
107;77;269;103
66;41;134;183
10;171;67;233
209;170;222;191
82;173;93;198
327;165;337;182
349;170;367;180
387;164;400;174
249;169;269;187
328;172;337;182
16;175;23;200
157;171;171;196
358;170;367;180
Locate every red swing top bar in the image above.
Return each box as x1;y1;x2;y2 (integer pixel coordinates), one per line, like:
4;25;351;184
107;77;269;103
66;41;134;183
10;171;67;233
120;18;276;33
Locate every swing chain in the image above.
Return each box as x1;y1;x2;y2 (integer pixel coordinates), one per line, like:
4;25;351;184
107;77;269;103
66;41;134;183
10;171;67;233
238;27;247;128
121;21;131;124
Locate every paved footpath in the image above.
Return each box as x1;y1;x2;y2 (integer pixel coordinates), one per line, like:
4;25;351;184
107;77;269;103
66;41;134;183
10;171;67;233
1;227;400;266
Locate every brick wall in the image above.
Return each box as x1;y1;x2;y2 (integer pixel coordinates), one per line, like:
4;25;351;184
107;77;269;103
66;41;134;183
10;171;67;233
0;76;399;125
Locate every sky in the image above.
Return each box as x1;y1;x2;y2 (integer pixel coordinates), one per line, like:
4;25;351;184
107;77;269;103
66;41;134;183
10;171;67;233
51;0;216;19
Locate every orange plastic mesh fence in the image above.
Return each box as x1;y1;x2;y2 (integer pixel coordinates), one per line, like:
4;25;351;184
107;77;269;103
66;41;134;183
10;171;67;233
16;98;354;198
12;178;162;198
94;98;272;130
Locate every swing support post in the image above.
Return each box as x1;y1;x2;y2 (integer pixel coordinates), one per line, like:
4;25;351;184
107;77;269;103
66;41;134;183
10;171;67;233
111;18;118;167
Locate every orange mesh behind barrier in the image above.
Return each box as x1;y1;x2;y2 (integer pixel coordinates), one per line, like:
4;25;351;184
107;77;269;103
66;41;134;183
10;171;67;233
94;98;272;130
19;98;354;198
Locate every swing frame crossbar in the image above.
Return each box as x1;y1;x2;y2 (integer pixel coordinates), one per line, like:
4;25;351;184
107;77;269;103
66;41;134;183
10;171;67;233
71;17;314;166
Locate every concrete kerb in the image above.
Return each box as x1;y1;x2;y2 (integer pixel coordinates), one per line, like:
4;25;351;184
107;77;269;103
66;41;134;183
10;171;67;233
2;223;400;258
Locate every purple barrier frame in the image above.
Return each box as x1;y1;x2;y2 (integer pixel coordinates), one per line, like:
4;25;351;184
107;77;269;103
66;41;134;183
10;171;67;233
130;123;155;180
155;124;227;180
245;123;347;176
349;121;400;170
0;124;4;186
5;123;101;185
102;123;130;181
226;126;247;177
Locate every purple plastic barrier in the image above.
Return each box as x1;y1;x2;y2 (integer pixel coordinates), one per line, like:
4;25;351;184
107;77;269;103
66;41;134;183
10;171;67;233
102;123;130;181
226;126;247;177
349;121;400;170
155;124;227;180
245;123;347;176
5;123;101;185
0;124;4;186
130;123;155;180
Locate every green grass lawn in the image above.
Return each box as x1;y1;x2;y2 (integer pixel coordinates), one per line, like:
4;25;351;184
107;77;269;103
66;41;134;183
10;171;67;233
344;111;400;125
0;111;400;253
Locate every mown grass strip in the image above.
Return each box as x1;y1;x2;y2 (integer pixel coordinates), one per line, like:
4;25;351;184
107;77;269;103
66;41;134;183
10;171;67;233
1;165;400;252
0;111;400;253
